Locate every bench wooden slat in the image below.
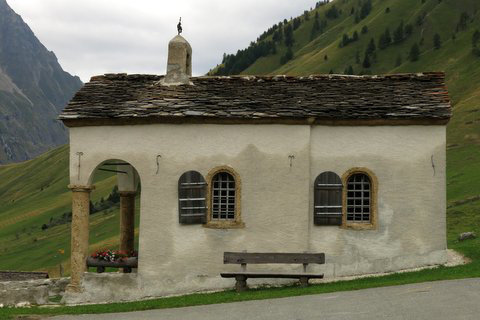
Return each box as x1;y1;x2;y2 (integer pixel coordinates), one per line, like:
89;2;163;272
224;252;325;264
221;272;324;279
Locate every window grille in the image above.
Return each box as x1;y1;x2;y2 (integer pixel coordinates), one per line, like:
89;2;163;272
211;172;236;220
178;171;206;224
314;171;342;225
346;173;371;223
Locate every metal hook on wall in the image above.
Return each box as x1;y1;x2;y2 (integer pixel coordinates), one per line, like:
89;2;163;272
431;155;436;176
288;154;295;168
76;152;84;181
156;155;162;174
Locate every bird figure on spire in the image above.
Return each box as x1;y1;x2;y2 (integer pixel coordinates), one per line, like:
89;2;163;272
177;17;182;35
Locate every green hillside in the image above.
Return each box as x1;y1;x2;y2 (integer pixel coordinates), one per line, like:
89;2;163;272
0;0;479;276
0;146;140;276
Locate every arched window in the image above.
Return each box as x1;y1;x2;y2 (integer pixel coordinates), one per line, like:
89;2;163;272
346;173;371;223
314;172;343;225
211;172;236;220
178;171;207;224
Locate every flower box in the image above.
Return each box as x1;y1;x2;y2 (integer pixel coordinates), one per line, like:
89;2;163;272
86;256;138;273
87;249;138;273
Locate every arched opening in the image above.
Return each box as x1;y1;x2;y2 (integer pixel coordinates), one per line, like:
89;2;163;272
86;159;141;273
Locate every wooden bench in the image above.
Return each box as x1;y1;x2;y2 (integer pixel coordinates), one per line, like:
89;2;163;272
220;252;325;292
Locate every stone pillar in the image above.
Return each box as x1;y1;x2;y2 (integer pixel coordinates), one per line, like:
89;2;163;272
66;185;93;293
119;191;136;253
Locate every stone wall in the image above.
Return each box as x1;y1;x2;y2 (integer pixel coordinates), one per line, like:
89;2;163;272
0;271;48;282
0;278;69;306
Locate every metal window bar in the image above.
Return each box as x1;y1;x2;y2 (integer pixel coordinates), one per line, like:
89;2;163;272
346;174;371;222
212;172;235;220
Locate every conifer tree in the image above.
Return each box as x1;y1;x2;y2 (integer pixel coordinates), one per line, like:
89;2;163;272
340;34;349;47
280;47;294;64
284;24;294;47
395;54;402;67
409;42;420;61
363;53;371;68
367;38;376;54
472;30;480;47
405;24;413;36
359;0;372;19
472;30;480;56
353;31;359;41
311;13;321;39
325;5;339;19
393;21;404;43
384;28;392;45
433;33;441;49
378;28;392;49
344;65;354;75
457;12;469;31
355;12;360;23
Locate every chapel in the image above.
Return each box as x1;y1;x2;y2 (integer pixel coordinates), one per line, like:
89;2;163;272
59;33;451;303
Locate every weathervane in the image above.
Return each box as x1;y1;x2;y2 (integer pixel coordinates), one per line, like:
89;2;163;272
177;17;182;35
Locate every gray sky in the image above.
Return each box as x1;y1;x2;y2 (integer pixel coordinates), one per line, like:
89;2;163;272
8;0;317;82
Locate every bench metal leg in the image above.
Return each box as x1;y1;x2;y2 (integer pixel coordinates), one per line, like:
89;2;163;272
299;276;309;287
235;275;248;292
97;266;105;273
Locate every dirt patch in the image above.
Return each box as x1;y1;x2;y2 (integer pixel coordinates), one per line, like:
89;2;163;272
444;249;471;266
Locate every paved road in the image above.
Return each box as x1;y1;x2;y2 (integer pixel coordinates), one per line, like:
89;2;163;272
50;278;480;320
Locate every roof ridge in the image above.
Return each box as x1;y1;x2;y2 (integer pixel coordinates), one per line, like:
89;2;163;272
88;72;445;82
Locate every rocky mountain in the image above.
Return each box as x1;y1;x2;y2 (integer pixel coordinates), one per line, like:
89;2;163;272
0;0;82;164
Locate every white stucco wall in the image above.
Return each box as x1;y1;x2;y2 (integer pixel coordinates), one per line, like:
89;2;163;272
308;126;447;277
67;123;446;303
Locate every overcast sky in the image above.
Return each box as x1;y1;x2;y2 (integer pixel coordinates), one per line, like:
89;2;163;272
8;0;317;82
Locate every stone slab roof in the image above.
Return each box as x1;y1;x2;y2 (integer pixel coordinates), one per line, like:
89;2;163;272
60;72;451;126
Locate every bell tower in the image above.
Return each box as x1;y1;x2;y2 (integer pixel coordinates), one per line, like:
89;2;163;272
163;18;192;85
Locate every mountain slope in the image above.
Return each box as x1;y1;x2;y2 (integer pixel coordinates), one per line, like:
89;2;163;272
0;0;82;164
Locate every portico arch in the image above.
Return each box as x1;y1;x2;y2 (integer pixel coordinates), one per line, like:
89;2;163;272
67;158;141;293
